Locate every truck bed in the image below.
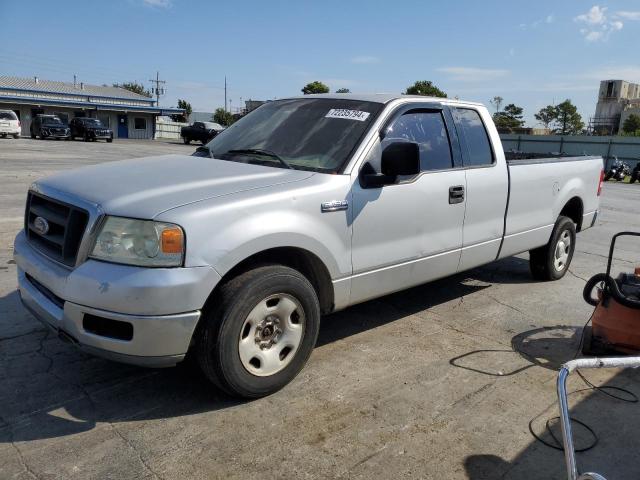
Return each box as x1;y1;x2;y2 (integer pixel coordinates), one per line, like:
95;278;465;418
498;154;603;259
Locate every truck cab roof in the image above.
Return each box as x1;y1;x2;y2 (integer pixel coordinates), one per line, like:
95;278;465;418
284;93;483;107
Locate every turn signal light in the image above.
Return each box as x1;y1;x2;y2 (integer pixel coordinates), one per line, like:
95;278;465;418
161;227;184;254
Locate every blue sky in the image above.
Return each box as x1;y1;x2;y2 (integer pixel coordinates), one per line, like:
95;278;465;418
1;0;639;125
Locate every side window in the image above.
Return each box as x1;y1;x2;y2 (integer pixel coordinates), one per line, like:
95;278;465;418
134;117;147;130
385;111;453;171
455;108;494;167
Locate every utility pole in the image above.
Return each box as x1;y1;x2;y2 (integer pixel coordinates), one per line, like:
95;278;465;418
224;76;227;112
149;71;166;106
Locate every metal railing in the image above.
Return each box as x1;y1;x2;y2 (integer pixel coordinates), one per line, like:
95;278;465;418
557;357;640;480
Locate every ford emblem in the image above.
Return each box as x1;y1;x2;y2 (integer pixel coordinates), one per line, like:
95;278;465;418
33;216;50;235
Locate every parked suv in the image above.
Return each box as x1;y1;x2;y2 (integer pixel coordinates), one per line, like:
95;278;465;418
70;117;113;142
0;109;21;138
30;115;70;140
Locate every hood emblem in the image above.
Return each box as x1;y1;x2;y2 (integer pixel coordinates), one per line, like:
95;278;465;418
33;216;50;235
321;200;349;212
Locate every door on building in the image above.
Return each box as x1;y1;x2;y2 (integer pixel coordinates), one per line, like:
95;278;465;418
117;115;128;138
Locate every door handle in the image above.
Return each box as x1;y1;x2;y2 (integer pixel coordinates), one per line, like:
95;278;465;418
449;185;465;204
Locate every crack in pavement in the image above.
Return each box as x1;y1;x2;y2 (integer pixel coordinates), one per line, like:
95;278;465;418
109;423;164;480
567;268;589;283
9;437;39;480
0;328;47;343
485;293;531;319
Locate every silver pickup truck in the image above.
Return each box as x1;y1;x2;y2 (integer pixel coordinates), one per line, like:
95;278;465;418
14;94;603;397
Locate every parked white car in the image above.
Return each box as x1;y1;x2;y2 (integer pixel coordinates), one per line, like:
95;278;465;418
0;109;20;138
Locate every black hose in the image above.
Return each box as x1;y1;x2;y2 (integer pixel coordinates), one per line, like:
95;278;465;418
583;273;640;309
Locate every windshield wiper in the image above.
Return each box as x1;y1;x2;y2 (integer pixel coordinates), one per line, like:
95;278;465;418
226;149;292;169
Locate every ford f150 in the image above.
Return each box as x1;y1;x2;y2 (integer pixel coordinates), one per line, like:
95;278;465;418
14;94;604;397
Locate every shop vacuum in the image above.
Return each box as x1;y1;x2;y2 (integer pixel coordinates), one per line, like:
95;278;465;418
583;232;640;355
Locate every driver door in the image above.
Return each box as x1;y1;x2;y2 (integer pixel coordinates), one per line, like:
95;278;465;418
350;106;466;304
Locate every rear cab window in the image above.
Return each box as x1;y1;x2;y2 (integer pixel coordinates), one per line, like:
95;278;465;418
453;108;494;167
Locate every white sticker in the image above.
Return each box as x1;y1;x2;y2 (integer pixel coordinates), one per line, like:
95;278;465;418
325;109;371;121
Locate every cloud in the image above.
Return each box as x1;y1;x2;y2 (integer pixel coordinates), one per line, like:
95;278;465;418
351;55;380;64
437;66;509;82
576;5;607;25
143;0;171;8
520;14;555;29
615;11;640;20
578;66;640;81
575;5;624;42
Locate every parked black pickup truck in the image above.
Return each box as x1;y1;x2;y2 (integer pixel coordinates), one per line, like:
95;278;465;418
70;117;113;142
181;121;224;144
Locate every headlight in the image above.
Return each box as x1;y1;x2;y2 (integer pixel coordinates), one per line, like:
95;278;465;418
90;216;184;267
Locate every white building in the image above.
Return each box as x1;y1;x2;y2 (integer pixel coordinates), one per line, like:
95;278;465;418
591;79;640;134
0;76;183;139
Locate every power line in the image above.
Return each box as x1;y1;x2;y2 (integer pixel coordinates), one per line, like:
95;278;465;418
149;71;166;107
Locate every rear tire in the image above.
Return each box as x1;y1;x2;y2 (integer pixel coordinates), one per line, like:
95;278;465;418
631;171;638;184
183;137;190;144
529;216;576;281
196;265;320;398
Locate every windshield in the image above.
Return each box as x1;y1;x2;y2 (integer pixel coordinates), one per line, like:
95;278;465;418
42;117;63;125
82;119;103;126
203;98;383;173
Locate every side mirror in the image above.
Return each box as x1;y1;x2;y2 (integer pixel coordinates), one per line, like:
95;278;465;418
360;141;420;188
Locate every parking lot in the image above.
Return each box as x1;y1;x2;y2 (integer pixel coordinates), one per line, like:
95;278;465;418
1;138;639;479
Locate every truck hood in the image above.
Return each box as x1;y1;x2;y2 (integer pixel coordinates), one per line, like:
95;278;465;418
35;154;315;219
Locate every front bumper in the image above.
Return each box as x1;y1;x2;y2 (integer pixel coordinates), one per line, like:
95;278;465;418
14;230;221;367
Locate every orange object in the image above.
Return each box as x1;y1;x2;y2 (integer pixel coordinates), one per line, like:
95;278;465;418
161;227;184;254
592;292;640;354
635;266;640;277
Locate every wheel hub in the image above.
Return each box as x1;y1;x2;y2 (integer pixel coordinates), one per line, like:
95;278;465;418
255;315;283;350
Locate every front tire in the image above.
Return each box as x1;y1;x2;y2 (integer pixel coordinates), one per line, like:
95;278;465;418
631;171;638;184
196;265;320;398
529;216;576;281
183;137;190;144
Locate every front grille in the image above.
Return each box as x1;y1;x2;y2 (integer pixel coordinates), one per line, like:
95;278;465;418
25;192;89;267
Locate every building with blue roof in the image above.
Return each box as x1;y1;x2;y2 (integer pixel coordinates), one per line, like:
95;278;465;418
0;76;183;139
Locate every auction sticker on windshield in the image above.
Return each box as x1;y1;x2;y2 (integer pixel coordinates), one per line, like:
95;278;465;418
325;109;371;121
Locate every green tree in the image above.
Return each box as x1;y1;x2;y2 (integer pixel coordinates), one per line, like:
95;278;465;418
213;108;234;126
171;99;192;122
534;105;556;130
113;81;152;98
553;99;584;135
404;80;447;98
492;103;525;132
335;88;351;93
301;81;330;94
622;114;640;134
